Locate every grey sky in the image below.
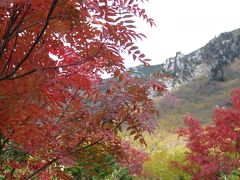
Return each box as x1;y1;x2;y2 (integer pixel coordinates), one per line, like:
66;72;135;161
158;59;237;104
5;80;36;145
125;0;240;68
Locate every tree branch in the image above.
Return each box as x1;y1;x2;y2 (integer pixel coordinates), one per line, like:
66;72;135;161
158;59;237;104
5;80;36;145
24;105;135;178
54;88;80;126
24;158;57;180
9;17;56;40
0;5;20;61
1;27;20;76
0;0;59;81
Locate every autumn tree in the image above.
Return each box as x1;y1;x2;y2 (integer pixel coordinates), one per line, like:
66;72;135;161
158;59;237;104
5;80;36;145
174;88;240;179
0;0;162;179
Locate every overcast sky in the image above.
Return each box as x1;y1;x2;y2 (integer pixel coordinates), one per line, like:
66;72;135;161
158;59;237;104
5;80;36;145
124;0;240;68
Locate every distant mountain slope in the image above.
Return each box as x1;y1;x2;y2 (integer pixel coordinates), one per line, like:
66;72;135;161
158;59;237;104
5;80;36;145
129;28;240;87
154;59;240;132
137;29;240;175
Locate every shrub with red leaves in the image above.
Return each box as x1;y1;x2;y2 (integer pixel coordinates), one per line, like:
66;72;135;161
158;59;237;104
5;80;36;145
174;88;240;180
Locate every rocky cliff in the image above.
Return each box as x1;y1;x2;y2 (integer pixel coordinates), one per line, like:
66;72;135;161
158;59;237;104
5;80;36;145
129;28;240;87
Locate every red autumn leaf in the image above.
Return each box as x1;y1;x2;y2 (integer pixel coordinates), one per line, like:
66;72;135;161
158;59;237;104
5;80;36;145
114;69;121;77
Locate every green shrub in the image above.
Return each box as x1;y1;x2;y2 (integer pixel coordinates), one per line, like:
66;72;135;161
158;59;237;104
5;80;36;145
68;155;133;180
144;145;191;180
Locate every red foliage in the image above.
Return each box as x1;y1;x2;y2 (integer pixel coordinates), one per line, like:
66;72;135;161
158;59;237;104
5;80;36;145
118;141;149;176
175;88;240;179
0;0;162;178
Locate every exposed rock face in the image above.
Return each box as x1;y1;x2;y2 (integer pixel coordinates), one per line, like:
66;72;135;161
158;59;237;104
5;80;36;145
130;28;240;88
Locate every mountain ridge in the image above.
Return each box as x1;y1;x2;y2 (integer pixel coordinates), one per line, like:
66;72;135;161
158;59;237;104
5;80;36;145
129;28;240;87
